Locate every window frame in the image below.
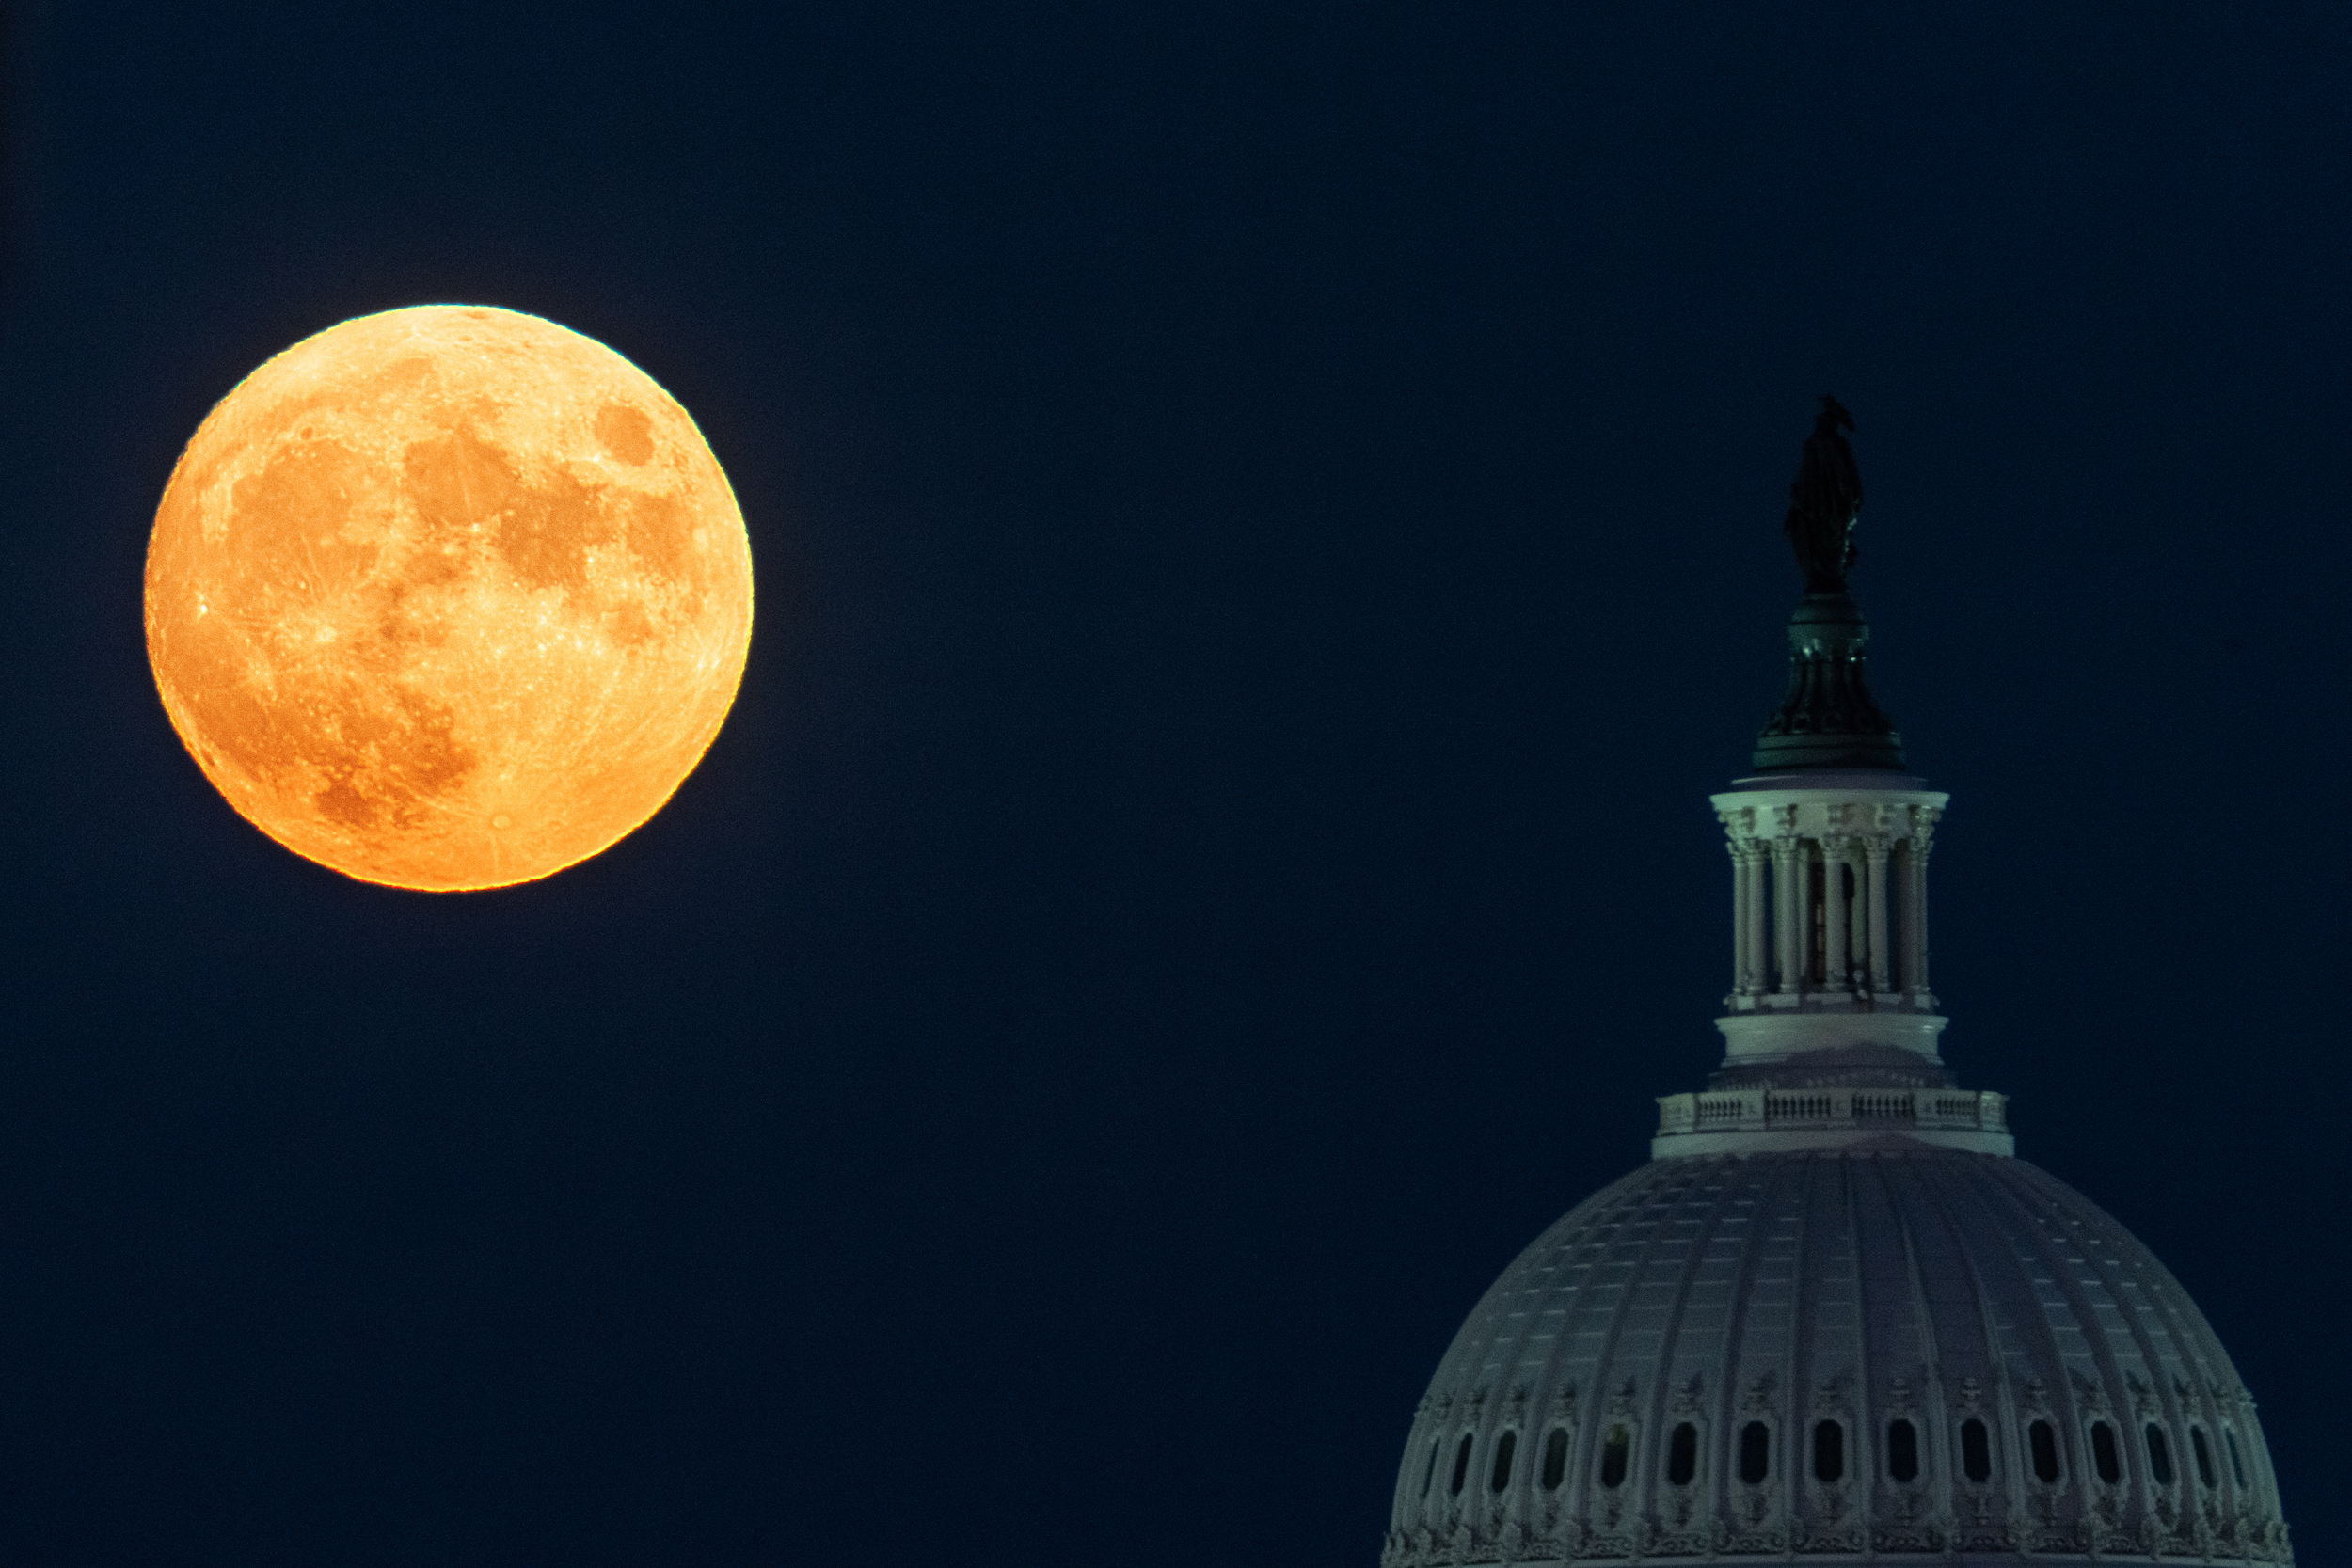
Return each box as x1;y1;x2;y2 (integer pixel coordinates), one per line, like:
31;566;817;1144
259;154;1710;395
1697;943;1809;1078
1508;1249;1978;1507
1885;1418;1919;1485
1597;1421;1634;1490
1959;1417;1993;1485
1812;1418;1845;1484
2027;1418;2063;1485
2089;1419;2121;1484
1738;1419;1772;1486
1539;1426;1570;1492
1666;1420;1700;1488
1488;1429;1518;1495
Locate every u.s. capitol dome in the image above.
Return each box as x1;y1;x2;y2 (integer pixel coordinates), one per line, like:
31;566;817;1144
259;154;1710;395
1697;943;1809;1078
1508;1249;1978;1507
1382;402;2290;1566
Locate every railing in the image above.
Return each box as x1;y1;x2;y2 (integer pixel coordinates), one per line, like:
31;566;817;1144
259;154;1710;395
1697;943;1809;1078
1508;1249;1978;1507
1655;1087;2007;1138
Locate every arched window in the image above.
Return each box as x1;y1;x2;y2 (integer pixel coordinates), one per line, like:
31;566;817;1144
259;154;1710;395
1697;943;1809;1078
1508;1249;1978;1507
1489;1431;1517;1494
2144;1425;2173;1486
1813;1419;1844;1482
1450;1433;1473;1496
1599;1424;1630;1488
1421;1438;1439;1498
1739;1421;1771;1485
1667;1422;1698;1485
2090;1421;2120;1483
2225;1428;2248;1489
2191;1427;2216;1488
1541;1427;1568;1491
2029;1419;2061;1483
1886;1418;1918;1483
1960;1418;1992;1483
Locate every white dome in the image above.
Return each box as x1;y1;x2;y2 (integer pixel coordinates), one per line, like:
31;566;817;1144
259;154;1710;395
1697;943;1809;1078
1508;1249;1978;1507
1383;418;2291;1564
1382;1148;2289;1565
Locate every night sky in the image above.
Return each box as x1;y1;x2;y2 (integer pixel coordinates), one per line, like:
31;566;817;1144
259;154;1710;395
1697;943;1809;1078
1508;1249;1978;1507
3;5;2347;1564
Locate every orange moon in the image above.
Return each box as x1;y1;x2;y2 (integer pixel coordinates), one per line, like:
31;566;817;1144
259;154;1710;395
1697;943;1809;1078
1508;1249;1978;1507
145;306;755;891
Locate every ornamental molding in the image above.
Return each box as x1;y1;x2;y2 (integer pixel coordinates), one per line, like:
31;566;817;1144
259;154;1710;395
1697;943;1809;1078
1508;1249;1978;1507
1791;1521;1866;1553
1871;1522;1945;1553
1669;1373;1703;1416
1714;1522;1788;1555
1740;1373;1776;1417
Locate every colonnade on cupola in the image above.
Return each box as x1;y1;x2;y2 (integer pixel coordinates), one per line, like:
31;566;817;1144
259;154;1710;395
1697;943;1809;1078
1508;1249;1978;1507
1711;777;1947;1015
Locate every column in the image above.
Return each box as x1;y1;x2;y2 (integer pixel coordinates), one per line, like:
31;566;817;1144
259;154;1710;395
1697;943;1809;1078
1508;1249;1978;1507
1865;835;1892;995
1821;834;1850;996
1774;834;1804;999
1728;839;1750;996
1903;810;1937;1000
1743;840;1769;995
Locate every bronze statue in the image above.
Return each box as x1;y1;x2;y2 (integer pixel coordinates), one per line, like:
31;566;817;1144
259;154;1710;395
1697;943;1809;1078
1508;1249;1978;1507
1785;395;1861;594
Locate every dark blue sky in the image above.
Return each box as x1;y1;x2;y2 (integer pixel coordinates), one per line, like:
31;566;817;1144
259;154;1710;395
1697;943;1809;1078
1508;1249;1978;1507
2;4;2346;1564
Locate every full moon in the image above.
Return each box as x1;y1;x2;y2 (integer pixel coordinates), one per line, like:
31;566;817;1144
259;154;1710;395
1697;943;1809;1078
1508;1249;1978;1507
145;306;755;891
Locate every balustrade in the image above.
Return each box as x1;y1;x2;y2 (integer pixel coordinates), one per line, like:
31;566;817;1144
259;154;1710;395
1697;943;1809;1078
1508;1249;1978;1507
1655;1087;2007;1141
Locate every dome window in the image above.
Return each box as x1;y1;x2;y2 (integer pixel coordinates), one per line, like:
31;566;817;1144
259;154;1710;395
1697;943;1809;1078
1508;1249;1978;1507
1960;1418;1992;1483
1599;1424;1631;1488
1667;1421;1698;1485
1489;1431;1517;1494
2191;1427;2216;1488
1813;1419;1844;1482
1449;1433;1473;1497
1541;1427;1568;1491
1886;1418;1918;1483
2144;1425;2173;1486
1739;1421;1771;1485
2225;1428;2248;1489
2090;1420;2121;1483
2029;1419;2062;1483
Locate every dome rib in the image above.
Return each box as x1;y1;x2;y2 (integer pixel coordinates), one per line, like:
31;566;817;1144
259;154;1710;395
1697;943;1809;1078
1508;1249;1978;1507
1931;1154;2106;1548
1629;1163;1752;1539
1835;1154;1883;1542
1551;1164;1724;1544
1867;1152;1954;1530
1690;1154;1799;1551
